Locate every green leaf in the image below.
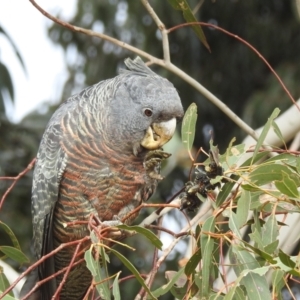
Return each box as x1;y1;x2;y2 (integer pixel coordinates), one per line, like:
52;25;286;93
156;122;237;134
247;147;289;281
0;246;29;264
272;120;286;149
224;286;245;300
109;248;157;299
229;246;271;300
216;174;238;207
168;270;188;299
0;62;14;102
251;108;280;165
84;247;111;299
242;151;270;167
236;190;251;228
240;239;276;264
84;248;98;277
249;163;298;186
209;293;225;300
278;249;296;269
228;211;242;239
241;272;271;300
167;0;210;51
0;292;16;300
275;171;299;198
152;268;185;297
221;142;246;170
0;221;21;251
199;216;215;298
0;267;14;298
0;25;27;74
184;247;201;276
248;228;264;248
181;103;197;153
112;272;121;300
230;245;260;276
272;256;300;277
261;215;279;246
265;153;300;167
263;240;279;255
271;269;285;300
117;225;163;250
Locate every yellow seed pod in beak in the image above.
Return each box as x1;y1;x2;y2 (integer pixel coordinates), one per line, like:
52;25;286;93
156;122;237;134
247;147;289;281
141;118;177;150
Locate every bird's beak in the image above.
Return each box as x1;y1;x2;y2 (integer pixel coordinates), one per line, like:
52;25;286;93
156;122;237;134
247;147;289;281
141;118;177;150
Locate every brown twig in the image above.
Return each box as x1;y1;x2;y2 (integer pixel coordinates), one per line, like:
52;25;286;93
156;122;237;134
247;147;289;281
168;22;299;111
2;237;89;299
28;0;162;66
145;224;190;239
0;158;36;210
29;0;259;140
141;217;163;300
52;241;84;299
21;259;85;300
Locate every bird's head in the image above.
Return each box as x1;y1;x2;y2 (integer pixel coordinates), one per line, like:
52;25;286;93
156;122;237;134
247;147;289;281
107;57;184;156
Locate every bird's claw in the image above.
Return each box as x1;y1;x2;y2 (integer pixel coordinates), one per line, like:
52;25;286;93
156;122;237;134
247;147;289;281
144;149;171;180
98;218;132;240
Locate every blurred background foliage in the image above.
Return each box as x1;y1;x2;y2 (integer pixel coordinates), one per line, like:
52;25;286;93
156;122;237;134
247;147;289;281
1;0;300;298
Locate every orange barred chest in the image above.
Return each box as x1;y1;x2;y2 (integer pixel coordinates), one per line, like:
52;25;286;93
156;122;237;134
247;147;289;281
57;159;153;230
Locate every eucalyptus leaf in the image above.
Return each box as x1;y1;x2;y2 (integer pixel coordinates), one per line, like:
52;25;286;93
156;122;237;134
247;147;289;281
109;248;157;299
152;268;185;297
199;216;215;298
249;163;298;186
118;225;163;249
251;108;280;164
0;267;14;298
271;269;285;300
167;0;210;50
185;247;201;276
112;272;121;300
181;103;197;153
0;221;21;250
236;190;251;228
0;246;29;264
274;171;299;198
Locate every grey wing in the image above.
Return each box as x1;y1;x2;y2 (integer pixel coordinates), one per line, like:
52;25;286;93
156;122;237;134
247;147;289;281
32;125;67;258
32;84;101;261
31;102;71;298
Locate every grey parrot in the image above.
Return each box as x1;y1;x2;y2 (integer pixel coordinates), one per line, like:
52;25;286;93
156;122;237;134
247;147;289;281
21;57;184;299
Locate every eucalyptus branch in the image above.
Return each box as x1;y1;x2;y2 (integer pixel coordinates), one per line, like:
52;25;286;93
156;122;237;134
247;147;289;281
156;199;212;266
165;62;259;140
140;0;171;63
29;0;257;139
28;0;161;65
138;198;181;227
135;200;212;300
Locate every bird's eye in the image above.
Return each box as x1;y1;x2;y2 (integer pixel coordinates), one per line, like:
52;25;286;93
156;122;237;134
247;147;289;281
144;108;153;117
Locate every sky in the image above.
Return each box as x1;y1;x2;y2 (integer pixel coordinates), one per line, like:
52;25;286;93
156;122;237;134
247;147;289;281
0;0;77;122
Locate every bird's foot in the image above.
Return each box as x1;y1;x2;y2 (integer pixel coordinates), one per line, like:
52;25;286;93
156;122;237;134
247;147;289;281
97;217;133;241
144;149;171;180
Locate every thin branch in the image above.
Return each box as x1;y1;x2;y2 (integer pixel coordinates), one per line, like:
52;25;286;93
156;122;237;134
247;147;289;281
137;217;163;300
134;200;212;300
29;0;257;140
169;22;299;110
140;0;170;63
156;200;212;266
29;0;161;65
165;62;259;140
52;241;83;299
0;158;35;210
21;259;85;300
2;237;89;299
